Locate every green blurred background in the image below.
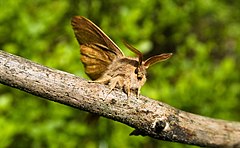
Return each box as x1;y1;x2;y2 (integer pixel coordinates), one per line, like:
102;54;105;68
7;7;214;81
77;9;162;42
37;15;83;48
0;0;239;147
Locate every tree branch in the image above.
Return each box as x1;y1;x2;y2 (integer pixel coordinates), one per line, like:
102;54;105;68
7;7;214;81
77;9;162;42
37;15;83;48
0;50;239;148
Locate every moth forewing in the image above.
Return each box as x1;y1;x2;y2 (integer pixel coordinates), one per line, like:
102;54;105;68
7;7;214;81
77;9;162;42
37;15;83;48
71;16;124;58
71;16;124;80
144;53;172;69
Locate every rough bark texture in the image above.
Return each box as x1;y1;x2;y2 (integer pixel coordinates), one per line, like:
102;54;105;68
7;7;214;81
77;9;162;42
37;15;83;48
0;50;240;148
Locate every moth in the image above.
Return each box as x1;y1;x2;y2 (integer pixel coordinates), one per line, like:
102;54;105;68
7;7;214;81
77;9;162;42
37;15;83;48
71;16;172;97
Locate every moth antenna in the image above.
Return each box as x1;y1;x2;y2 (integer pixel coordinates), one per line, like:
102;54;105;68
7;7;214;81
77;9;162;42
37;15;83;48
144;53;172;68
123;40;143;65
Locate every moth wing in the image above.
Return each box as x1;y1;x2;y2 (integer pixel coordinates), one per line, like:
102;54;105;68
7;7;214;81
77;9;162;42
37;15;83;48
80;44;117;80
71;16;124;80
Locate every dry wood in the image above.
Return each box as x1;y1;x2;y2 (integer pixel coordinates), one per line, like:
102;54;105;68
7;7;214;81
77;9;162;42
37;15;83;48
0;50;240;148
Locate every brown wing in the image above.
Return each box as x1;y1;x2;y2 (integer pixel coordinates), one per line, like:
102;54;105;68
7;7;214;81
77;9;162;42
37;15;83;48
71;16;124;80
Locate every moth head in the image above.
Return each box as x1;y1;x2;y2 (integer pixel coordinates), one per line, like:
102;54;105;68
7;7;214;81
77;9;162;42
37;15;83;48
123;41;172;72
123;41;172;96
134;64;146;82
123;41;145;80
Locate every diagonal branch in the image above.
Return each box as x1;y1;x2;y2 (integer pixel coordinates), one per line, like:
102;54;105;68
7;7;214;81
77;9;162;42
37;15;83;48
0;50;239;148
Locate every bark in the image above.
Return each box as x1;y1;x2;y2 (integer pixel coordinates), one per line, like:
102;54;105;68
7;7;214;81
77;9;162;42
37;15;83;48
0;50;240;148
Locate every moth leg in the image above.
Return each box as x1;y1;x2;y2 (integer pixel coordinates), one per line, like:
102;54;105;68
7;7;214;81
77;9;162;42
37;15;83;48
90;75;114;99
108;76;123;92
127;87;131;98
136;88;140;98
103;75;127;99
89;75;112;99
123;84;131;98
92;75;112;84
124;85;140;98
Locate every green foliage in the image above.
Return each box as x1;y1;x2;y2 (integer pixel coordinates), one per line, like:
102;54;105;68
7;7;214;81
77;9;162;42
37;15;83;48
0;0;239;147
